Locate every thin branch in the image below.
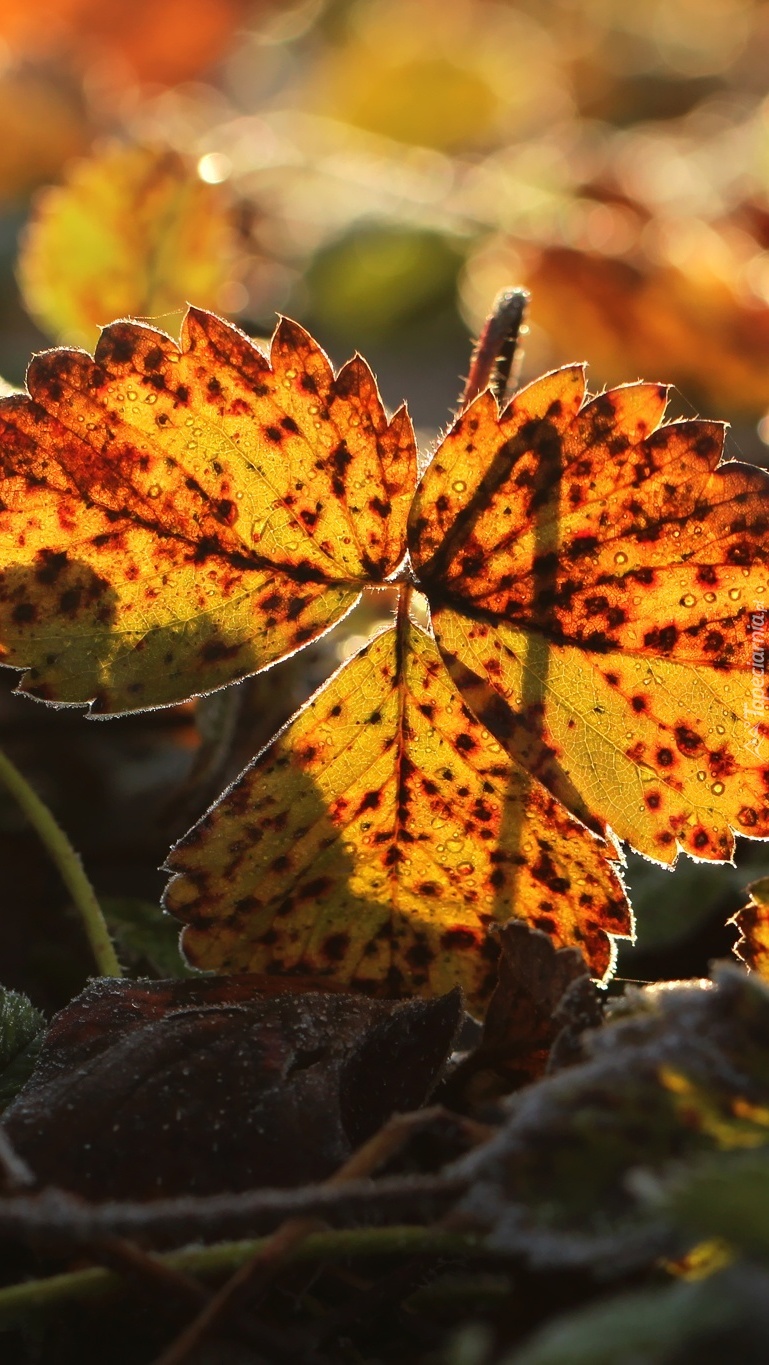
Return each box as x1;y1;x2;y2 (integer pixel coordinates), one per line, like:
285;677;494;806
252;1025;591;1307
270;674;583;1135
0;1225;482;1327
151;1107;476;1365
0;1173;466;1250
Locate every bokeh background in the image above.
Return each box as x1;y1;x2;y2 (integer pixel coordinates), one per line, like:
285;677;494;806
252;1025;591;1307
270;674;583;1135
0;0;767;1008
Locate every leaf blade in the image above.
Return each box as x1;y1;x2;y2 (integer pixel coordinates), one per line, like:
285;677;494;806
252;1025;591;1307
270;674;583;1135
0;309;415;712
412;371;769;863
166;621;630;1011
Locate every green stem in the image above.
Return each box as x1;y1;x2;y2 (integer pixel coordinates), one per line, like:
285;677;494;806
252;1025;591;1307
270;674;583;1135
0;1226;483;1325
0;746;122;978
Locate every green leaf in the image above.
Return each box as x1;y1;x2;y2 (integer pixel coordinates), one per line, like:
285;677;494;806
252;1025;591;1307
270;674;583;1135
100;897;195;979
503;1274;750;1365
0;987;45;1110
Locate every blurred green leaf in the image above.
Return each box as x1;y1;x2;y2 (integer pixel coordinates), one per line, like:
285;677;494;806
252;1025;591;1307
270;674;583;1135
0;986;45;1110
100;897;195;980
503;1273;755;1365
621;852;769;954
304;223;466;341
648;1149;769;1261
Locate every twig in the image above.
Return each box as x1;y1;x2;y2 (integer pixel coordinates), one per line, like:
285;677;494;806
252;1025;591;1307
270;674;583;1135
151;1107;479;1365
0;1173;466;1250
0;1226;482;1327
0;746;121;977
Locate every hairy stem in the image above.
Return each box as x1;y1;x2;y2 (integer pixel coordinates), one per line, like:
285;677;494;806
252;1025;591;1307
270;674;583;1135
461;287;530;410
0;746;122;978
0;1227;483;1326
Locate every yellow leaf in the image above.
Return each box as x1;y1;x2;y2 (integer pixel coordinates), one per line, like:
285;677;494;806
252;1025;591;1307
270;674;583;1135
730;877;769;979
0;309;415;712
410;368;769;864
18;145;239;348
166;615;629;1011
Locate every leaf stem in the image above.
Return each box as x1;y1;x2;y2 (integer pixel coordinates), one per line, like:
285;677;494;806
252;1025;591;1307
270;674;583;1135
461;287;530;410
0;1227;483;1326
0;746;122;978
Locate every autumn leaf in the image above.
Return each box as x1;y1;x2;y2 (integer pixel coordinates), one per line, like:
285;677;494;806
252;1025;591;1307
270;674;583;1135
0;298;767;1008
409;367;769;864
166;615;628;1009
0;309;415;712
0;0;255;86
526;244;769;416
730;877;769;979
18;145;239;349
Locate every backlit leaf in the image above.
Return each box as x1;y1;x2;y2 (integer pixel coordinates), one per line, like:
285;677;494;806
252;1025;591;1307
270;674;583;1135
18;145;239;349
166;618;629;1010
730;877;769;979
410;369;769;864
0;308;415;712
2;297;768;1003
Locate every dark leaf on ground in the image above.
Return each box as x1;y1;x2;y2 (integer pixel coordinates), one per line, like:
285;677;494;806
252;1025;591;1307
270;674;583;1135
2;976;463;1200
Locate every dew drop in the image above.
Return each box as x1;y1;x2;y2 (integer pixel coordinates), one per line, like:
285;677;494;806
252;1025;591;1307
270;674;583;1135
672;528;680;537
716;724;725;735
704;591;716;603
148;484;161;498
457;862;473;875
145;393;157;405
185;416;194;427
453;480;467;493
126;390;137;401
192;427;202;437
681;593;696;607
187;441;197;450
711;782;725;795
728;588;741;601
309;404;319;415
614;551;628;565
696;770;706;781
235;491;243;500
446;838;463;853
